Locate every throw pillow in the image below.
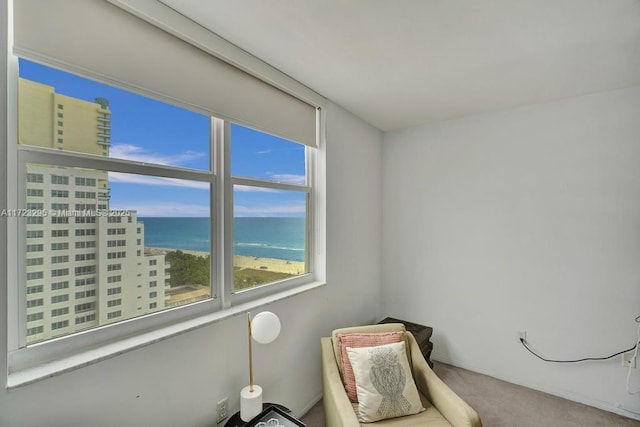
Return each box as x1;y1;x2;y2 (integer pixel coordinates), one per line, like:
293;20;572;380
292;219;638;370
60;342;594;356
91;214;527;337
337;331;405;402
346;341;424;423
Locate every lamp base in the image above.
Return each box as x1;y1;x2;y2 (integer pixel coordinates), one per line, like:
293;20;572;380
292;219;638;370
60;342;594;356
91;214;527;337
240;384;263;421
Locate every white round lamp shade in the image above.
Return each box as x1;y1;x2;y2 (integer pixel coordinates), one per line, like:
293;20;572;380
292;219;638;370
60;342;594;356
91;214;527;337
251;311;281;344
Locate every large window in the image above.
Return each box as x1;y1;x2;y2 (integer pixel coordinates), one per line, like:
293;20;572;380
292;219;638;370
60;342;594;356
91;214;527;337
8;0;324;384
13;58;316;349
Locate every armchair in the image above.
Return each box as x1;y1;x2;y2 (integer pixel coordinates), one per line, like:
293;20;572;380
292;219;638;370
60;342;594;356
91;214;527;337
321;323;482;426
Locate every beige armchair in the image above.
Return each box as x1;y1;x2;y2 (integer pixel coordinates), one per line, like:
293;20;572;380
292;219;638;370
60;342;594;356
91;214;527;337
321;323;482;426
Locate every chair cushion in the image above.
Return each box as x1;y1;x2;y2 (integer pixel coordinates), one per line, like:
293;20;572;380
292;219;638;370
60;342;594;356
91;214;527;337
346;341;424;422
351;392;452;426
337;331;405;402
332;324;407;374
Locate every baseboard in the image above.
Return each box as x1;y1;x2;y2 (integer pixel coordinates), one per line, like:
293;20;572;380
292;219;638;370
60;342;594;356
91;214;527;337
433;357;640;421
297;392;323;418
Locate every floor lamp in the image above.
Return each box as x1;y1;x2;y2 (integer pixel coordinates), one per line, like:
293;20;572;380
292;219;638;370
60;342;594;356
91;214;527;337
240;311;281;421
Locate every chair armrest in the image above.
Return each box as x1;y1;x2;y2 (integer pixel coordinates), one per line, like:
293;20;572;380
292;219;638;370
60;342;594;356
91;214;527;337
408;334;482;427
321;337;361;427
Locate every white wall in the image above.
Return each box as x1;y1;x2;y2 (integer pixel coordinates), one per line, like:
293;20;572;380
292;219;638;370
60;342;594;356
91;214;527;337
0;98;384;425
383;86;640;418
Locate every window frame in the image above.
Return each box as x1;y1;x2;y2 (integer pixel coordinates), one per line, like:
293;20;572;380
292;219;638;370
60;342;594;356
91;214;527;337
12;141;220;371
222;121;315;306
6;53;325;384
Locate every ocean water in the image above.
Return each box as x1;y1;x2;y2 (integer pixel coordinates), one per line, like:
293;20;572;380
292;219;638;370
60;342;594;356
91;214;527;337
138;217;306;262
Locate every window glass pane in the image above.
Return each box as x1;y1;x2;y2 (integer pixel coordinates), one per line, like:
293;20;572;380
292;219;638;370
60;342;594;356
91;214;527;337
23;163;212;344
18;58;210;171
230;123;306;184
233;186;307;292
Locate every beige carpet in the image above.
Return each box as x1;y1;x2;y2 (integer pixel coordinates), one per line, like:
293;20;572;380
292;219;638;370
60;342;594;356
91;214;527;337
300;362;640;426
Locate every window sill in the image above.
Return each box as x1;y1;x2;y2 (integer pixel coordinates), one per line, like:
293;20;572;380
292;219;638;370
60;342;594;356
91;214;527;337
7;281;326;390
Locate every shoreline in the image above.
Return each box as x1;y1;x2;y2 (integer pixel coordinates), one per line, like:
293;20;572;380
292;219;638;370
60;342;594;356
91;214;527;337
145;246;305;275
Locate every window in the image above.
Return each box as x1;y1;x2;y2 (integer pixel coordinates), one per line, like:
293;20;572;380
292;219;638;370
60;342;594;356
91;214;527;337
51;307;69;317
75;253;96;261
26;244;43;252
75;278;96;287
75;177;96;186
27;173;43;183
74;302;96;314
107;311;122;320
9;0;323;381
51;175;68;185
107;287;122;296
51;320;69;330
51;295;69;304
75;241;96;249
51;281;69;291
27;313;44;322
26;271;43;280
75;290;96;299
26;299;44;308
51;190;68;198
27;326;44;336
228;124;310;293
26;230;43;239
51;268;69;277
27;285;43;294
14;60;319;350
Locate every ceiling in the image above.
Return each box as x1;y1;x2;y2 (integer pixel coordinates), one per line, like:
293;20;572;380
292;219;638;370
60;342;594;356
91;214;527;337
160;0;640;132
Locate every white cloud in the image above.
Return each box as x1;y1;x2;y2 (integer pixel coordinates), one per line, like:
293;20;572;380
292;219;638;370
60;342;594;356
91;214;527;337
233;175;305;191
110;143;206;166
234;185;276;193
108;172;209;190
267;174;306;185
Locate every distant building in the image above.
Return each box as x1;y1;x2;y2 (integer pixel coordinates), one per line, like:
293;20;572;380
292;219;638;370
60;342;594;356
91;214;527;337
20;78;169;344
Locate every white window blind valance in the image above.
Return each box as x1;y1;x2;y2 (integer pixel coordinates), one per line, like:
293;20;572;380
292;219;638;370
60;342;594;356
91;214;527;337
14;0;319;147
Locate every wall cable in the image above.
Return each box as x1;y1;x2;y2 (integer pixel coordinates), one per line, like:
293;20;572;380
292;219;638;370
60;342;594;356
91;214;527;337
626;317;640;395
520;338;637;363
519;316;640;365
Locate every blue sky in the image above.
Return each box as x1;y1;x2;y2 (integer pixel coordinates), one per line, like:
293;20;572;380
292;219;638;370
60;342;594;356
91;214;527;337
19;59;306;217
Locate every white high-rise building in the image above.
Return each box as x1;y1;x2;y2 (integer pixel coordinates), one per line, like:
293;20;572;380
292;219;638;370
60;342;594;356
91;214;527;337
20;78;169;344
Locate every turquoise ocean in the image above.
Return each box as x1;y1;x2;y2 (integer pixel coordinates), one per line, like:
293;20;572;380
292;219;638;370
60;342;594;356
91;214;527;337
138;217;305;262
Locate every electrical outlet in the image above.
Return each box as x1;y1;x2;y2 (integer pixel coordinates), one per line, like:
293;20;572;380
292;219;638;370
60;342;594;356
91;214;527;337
216;397;228;423
517;331;527;343
622;352;636;368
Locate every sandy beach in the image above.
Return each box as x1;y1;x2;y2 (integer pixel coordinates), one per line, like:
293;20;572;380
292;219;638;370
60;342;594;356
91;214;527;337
145;247;305;275
233;255;305;275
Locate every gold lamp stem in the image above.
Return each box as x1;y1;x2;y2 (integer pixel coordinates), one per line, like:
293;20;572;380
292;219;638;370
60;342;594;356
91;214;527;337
248;312;254;392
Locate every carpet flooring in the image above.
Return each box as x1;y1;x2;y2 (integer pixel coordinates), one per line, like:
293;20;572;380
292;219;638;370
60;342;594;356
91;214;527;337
300;362;640;426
